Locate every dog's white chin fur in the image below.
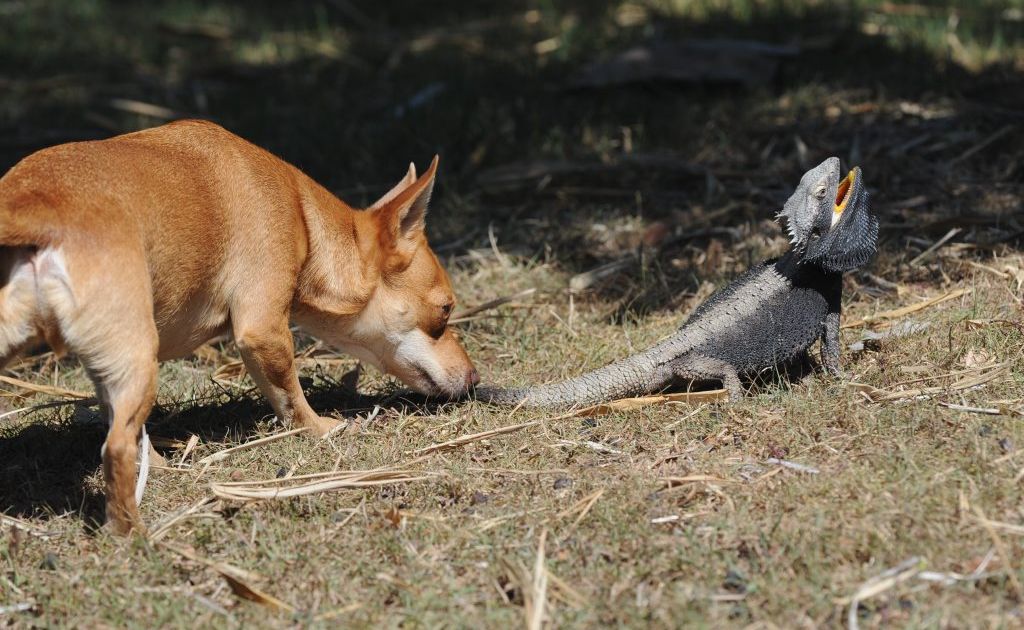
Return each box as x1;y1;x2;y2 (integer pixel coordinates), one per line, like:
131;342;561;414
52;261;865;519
392;328;464;396
335;332;464;397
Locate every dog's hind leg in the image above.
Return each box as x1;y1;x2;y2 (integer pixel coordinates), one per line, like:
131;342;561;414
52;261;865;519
37;244;159;534
95;354;157;534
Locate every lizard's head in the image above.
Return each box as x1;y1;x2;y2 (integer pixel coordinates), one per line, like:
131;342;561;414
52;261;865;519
779;157;878;272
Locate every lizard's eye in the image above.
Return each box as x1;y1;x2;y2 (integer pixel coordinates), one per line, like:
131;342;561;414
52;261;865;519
813;184;827;199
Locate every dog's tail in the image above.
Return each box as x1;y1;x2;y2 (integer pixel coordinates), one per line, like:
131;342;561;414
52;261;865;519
0;188;59;248
0;181;62;367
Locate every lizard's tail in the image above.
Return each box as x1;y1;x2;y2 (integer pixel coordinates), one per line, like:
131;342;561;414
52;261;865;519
475;337;684;410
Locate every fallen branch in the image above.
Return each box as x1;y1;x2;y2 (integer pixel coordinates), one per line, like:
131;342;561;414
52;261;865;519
972;505;1024;599
938;402;1001;415
662;474;736;486
409;419;544;456
0;515;60;540
196;428;308;465
210;470;433;501
556;488;605;530
909;227;960;265
526;530;548;630
0;375;91;399
570;256;636;292
842;557;924;630
841;288;969;329
765;458;820;474
573;390;728;416
0;602;33;616
450;288;536;323
148;497;219;541
160;542;295;613
848;363;1008;403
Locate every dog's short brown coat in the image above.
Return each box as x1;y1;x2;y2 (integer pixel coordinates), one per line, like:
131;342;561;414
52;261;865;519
0;120;477;533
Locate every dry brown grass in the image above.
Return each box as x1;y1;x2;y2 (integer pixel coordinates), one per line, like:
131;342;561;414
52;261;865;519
1;241;1022;627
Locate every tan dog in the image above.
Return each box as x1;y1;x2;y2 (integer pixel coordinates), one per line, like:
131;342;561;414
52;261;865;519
0;120;478;534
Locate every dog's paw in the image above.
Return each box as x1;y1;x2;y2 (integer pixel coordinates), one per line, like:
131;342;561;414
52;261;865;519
301;415;342;438
101;513;147;538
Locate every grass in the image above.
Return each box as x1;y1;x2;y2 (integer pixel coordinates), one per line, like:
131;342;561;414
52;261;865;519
2;0;1024;627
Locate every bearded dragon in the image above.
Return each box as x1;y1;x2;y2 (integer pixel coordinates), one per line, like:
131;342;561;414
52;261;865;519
477;157;878;408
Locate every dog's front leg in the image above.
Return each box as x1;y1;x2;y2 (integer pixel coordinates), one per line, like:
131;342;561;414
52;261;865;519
234;316;340;437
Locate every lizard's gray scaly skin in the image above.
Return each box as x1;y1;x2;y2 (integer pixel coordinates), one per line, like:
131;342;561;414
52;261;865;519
477;157;878;408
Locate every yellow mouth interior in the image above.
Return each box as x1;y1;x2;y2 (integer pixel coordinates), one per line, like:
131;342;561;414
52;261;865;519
833;170;856;215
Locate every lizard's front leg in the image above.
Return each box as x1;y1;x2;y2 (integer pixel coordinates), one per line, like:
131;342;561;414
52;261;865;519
669;354;743;401
820;310;843;378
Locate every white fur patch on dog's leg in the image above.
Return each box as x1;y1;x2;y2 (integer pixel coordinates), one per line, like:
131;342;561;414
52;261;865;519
135;425;151;506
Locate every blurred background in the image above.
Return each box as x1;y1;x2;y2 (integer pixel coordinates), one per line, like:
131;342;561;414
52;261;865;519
1;0;1022;313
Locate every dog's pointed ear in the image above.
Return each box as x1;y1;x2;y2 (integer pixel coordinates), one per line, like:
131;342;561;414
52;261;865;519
368;162;418;211
378;155;438;241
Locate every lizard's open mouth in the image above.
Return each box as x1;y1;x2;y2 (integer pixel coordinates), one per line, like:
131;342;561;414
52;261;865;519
831;168;858;226
834;169;856;213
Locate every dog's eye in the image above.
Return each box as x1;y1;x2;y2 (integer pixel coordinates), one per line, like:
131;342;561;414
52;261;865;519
441;302;453;319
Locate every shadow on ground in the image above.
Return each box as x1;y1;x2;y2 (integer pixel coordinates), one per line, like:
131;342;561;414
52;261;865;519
0;378;457;521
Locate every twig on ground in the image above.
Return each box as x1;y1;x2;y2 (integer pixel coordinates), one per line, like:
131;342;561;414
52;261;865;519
841;288;969;329
949;124;1017;165
0;602;33;616
573;390;728;416
938;402;1001;415
148;497;219;541
178;434;200;467
570;256;636;292
555;440;624;455
477;508;548;532
661;474;736;486
160;542;296;613
196;428;308;465
210;469;433;501
766;458;820;474
525;529;548;630
0;375;91;399
450;288;536;323
409;419;544;456
661;405;707;430
651;515;679;524
544;568;588;609
467;467;569;476
0;515;59;540
849;363;1009;403
909;228;960;265
972;504;1024;600
843;557;924;630
557;488;605;530
109;98;182;120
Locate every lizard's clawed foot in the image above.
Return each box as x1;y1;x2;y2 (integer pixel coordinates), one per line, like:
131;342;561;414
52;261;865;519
822;363;845;379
